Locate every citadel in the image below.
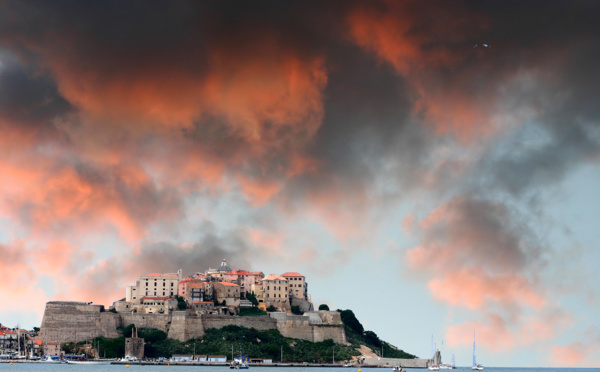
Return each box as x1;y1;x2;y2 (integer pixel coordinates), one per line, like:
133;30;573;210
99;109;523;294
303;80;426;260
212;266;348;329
39;260;348;346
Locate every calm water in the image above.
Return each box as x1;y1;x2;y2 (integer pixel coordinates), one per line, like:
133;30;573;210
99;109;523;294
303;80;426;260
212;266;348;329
0;366;599;372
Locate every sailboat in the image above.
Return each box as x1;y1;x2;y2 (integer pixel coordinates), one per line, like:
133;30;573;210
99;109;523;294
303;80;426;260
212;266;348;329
471;332;483;370
439;354;456;369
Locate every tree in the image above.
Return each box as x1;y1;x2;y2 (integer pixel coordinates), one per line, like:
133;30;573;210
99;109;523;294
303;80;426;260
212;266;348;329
337;309;364;334
245;292;259;306
318;304;329;311
364;330;381;348
177;296;187;310
266;305;277;312
291;306;304;315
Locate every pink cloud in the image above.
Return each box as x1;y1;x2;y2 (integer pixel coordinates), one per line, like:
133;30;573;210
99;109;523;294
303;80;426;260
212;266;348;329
406;196;567;353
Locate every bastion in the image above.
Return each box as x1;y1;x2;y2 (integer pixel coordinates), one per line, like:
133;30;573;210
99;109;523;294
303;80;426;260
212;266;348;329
39;301;347;345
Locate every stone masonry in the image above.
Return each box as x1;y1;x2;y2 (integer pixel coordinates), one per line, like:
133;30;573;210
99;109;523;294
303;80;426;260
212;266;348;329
39;301;347;345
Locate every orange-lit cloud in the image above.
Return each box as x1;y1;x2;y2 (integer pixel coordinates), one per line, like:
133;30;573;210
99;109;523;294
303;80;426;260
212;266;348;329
406;196;569;352
346;1;502;142
550;325;600;367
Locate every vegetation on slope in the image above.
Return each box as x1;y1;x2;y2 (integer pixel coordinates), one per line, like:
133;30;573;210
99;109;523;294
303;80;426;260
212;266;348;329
61;310;416;360
337;309;417;359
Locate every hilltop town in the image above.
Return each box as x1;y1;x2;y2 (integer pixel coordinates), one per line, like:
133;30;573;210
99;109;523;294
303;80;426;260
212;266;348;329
1;260;427;367
116;259;313;316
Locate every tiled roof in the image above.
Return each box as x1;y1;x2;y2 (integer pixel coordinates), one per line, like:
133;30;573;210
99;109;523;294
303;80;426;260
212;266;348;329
281;272;304;277
228;270;252;275
263;274;287;281
187;282;205;289
218;282;239;287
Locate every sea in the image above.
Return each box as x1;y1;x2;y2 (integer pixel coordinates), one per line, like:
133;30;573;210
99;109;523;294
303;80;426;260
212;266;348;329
0;366;599;372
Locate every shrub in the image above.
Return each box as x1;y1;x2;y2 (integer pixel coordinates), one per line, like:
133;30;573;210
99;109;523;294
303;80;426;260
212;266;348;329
291;306;304;315
318;304;329;311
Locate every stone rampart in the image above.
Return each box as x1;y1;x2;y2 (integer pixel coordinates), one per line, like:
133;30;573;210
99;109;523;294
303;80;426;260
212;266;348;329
270;311;347;344
203;315;278;332
40;301;121;344
40;302;346;346
168;312;205;341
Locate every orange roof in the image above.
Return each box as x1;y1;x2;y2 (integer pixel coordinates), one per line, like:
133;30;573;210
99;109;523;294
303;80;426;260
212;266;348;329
218;282;239;287
281;272;304;277
187;282;205;289
228;270;251;275
34;339;43;345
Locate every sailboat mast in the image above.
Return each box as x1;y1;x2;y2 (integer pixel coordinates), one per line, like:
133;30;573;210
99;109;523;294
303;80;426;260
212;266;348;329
472;331;476;367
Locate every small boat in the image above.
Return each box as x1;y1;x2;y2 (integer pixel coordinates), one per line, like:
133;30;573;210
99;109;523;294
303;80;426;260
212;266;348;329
439;364;454;369
230;358;249;369
392;366;403;371
428;365;440;371
66;359;112;365
40;355;63;363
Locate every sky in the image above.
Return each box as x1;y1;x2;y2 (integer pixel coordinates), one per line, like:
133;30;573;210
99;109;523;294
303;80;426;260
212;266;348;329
1;0;599;367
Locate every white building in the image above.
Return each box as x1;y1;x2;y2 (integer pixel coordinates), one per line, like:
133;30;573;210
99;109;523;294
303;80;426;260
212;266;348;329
126;269;183;304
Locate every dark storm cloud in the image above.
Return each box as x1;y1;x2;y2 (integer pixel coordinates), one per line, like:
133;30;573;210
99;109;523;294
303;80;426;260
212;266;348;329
1;0;599;250
133;222;254;275
0;50;71;128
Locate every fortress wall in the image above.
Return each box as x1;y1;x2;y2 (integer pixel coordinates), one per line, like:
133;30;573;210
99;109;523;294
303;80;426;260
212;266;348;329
202;315;278;333
317;310;343;324
313;324;347;344
97;312;122;339
120;313;171;334
168;311;205;341
40;301;112;344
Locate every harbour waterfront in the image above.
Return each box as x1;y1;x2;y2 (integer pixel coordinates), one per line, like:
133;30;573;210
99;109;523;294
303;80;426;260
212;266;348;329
0;365;599;372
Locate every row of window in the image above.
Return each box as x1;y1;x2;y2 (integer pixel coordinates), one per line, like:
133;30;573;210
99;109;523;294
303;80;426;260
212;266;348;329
266;293;287;298
266;286;288;291
145;282;175;287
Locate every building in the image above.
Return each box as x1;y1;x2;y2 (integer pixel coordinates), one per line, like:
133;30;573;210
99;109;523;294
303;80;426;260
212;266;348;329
126;269;183;304
139;296;178;314
213;282;241;307
178;273;206;299
190;300;215;313
45;341;61;356
205;259;232;280
282;272;308;300
125;328;144;360
223;270;264;295
258;274;290;310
